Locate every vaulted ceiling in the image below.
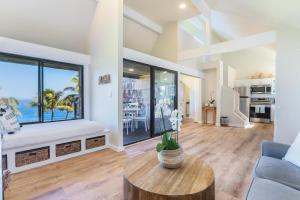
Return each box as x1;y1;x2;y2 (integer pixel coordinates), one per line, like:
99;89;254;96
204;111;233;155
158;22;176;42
0;0;96;53
211;11;272;42
0;0;297;57
124;0;200;25
207;0;300;31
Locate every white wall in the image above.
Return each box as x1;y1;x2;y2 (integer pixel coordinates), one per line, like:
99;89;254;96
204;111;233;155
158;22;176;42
123;17;159;54
201;68;218;124
0;0;96;54
88;0;123;150
222;46;276;80
275;27;300;144
226;66;237;88
152;22;179;63
203;69;217;105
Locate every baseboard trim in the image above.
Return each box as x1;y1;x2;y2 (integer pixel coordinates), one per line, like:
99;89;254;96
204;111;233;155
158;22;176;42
228;123;244;128
109;144;125;152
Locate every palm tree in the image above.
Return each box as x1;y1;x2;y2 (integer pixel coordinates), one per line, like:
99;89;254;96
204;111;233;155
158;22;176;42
43;89;63;121
57;94;78;120
0;97;20;115
63;76;80;118
64;76;80;92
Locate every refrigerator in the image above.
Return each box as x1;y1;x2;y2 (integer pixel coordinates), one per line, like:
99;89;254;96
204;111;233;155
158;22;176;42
235;87;250;118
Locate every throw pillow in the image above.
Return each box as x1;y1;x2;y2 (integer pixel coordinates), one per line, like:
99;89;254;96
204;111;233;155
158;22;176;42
0;104;21;134
284;131;300;168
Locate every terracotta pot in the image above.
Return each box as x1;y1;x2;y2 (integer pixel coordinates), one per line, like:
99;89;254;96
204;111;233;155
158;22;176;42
157;148;184;169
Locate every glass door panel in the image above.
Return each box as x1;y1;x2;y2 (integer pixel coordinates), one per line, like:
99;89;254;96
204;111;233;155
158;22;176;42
123;60;151;145
154;69;177;136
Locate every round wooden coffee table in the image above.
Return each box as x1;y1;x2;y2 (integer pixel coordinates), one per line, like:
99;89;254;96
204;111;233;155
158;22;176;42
124;151;215;200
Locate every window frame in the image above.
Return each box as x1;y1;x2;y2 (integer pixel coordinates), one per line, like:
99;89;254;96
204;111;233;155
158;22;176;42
0;52;84;125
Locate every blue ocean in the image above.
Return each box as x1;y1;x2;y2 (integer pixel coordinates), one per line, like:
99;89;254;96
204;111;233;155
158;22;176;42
17;99;75;123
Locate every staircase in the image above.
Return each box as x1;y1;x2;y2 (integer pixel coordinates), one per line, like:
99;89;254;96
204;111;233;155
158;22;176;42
221;86;250;128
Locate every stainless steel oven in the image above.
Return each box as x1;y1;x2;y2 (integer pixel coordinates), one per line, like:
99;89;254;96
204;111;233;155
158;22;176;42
250;98;272;123
251;85;272;94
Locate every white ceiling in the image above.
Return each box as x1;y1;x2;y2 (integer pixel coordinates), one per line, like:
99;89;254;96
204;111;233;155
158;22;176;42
124;0;200;25
0;0;96;53
211;11;272;41
207;0;300;31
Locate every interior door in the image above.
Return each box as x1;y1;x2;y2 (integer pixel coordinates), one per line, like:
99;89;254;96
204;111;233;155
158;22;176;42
153;68;177;136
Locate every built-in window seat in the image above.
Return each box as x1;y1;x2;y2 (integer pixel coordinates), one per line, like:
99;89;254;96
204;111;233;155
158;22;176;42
2;120;109;173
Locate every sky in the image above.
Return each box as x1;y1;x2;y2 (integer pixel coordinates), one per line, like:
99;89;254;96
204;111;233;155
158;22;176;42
0;61;78;100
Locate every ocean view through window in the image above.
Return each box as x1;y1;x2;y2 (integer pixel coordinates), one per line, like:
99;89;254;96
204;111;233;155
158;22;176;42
0;53;84;124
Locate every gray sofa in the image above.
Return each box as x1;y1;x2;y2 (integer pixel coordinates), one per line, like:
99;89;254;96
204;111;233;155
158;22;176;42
246;140;300;200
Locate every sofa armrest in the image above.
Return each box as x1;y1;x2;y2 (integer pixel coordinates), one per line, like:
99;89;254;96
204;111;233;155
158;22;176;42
261;140;290;159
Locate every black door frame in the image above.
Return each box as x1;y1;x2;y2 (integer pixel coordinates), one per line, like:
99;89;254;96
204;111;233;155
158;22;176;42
150;66;178;138
123;59;178;145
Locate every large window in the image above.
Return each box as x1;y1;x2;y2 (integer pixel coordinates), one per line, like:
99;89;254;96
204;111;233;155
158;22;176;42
0;53;84;124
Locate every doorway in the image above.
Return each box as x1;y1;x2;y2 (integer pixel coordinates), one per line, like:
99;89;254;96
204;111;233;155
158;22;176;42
123;60;178;145
179;74;202;124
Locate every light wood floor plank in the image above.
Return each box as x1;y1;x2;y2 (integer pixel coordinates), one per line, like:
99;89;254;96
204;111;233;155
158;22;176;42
5;122;273;200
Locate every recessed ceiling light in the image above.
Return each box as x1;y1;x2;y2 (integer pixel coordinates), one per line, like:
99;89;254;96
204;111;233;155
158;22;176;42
128;68;134;72
179;3;186;9
163;71;167;74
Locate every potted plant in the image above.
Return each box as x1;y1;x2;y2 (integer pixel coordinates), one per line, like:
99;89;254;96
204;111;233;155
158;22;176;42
156;108;184;169
209;92;215;107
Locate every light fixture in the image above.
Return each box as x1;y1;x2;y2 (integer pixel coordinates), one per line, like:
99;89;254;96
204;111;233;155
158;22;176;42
179;3;186;9
128;68;134;72
163;71;167;74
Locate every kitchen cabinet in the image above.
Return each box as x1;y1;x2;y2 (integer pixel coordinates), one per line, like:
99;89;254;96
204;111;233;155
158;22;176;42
234;78;275;87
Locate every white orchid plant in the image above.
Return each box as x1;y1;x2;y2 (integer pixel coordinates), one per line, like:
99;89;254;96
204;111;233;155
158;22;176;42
156;104;183;152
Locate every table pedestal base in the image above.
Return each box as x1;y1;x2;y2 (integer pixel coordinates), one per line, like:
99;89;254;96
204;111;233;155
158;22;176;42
124;177;215;200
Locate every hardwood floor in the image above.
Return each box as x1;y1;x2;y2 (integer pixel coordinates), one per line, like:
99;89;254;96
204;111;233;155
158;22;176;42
5;122;273;200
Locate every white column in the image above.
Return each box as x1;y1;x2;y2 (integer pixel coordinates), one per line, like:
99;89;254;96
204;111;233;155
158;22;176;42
88;0;124;150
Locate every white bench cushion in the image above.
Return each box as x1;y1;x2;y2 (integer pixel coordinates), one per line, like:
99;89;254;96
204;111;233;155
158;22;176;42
3;120;105;150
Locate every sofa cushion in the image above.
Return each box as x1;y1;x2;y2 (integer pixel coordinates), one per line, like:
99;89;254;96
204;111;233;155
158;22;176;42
284;131;300;168
247;178;300;200
3;120;105;150
255;156;300;191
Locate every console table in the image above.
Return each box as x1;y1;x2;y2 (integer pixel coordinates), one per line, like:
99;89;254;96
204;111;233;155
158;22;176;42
124;152;215;200
203;106;217;125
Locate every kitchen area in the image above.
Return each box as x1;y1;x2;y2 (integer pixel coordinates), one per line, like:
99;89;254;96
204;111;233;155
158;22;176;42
234;78;276;124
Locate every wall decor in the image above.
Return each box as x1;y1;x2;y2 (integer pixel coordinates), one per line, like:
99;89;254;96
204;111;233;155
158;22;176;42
99;74;111;84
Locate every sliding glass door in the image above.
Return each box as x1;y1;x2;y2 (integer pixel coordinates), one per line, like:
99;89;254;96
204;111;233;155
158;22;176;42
123;61;151;145
123;60;177;145
153;69;177;136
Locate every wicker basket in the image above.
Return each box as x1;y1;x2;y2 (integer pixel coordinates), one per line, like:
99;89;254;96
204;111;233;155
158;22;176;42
15;147;50;167
86;136;105;150
56;140;81;157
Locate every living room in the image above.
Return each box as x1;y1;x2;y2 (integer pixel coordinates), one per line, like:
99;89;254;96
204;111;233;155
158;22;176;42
0;0;300;200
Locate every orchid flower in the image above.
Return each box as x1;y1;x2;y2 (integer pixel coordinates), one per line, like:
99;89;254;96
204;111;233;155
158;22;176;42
169;109;183;132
